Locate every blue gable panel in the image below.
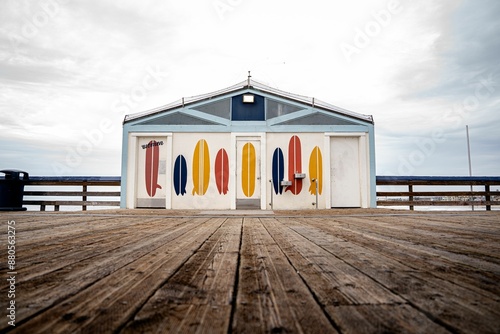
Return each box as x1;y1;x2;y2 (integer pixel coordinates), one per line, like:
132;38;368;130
231;94;265;121
136;112;220;126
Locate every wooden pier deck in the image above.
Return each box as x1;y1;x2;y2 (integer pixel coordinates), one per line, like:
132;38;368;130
1;209;499;333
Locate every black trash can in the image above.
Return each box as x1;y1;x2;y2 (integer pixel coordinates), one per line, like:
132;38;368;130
0;170;29;211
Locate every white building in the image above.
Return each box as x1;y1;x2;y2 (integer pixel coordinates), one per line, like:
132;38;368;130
121;78;376;210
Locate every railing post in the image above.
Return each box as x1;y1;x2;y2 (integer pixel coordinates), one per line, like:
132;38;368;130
485;185;491;211
82;182;87;211
409;184;414;211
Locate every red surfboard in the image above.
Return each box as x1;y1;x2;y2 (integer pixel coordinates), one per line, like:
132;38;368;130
145;140;162;197
286;135;302;195
215;148;229;195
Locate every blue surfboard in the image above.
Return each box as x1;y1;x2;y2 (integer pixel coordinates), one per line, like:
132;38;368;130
272;148;284;194
173;155;187;196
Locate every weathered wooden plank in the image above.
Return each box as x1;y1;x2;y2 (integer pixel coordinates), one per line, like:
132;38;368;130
263;217;446;333
265;217;404;306
1;215;125;273
121;218;242;333
327;304;451;334
335;216;500;268
304;215;500;296
2;210;499;333
340;215;500;299
10;217;224;333
232;217;337;333
14;217;186;280
295;216;500;333
124;304;232;334
4;217;216;329
351;213;500;248
15;215;138;243
413;214;500;236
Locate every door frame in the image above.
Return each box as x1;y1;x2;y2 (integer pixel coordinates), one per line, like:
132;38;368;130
230;133;266;210
324;132;370;208
126;132;173;209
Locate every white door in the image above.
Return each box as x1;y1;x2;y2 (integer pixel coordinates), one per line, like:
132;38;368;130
136;137;167;208
330;137;361;207
236;139;261;209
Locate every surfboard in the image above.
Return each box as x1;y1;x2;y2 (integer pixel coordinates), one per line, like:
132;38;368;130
308;146;323;195
241;142;256;197
192;139;210;196
286;135;302;195
145;140;162;197
173;155;187;196
272;148;284;194
215;148;229;195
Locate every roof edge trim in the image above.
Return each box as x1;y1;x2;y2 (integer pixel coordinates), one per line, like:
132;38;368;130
123;79;373;124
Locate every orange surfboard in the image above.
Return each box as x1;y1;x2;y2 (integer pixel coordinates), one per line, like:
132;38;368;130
286;135;302;195
215;148;229;195
192;139;210;195
241;143;256;197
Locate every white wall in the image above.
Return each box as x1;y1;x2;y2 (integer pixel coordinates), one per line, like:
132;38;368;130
126;132;370;210
266;133;326;210
171;133;233;210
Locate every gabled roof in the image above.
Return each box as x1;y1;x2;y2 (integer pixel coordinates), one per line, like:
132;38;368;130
123;78;373;124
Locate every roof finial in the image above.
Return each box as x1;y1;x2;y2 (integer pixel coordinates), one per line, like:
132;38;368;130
247;71;251;88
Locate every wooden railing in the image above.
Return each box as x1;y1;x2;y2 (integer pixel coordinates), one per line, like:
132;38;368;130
16;175;500;211
23;176;121;211
377;176;500;211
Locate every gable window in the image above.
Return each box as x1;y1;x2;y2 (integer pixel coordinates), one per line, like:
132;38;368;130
192;98;231;119
266;99;303;119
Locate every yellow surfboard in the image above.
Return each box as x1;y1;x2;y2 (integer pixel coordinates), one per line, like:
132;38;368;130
192;139;210;195
309;146;323;195
241;143;256;197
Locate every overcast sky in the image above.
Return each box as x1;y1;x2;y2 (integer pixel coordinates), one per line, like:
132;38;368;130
1;0;499;177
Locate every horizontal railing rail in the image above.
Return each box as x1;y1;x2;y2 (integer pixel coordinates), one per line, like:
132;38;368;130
376;176;500;210
22;176;121;211
11;175;500;211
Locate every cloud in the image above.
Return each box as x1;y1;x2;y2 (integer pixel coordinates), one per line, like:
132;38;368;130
0;0;498;178
369;0;500;176
449;0;500;69
399;0;500;99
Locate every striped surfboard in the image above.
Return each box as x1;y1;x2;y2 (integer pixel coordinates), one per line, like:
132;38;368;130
272;148;284;195
308;146;323;195
286;135;302;195
241;143;256;197
173;155;187;196
192;139;210;196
